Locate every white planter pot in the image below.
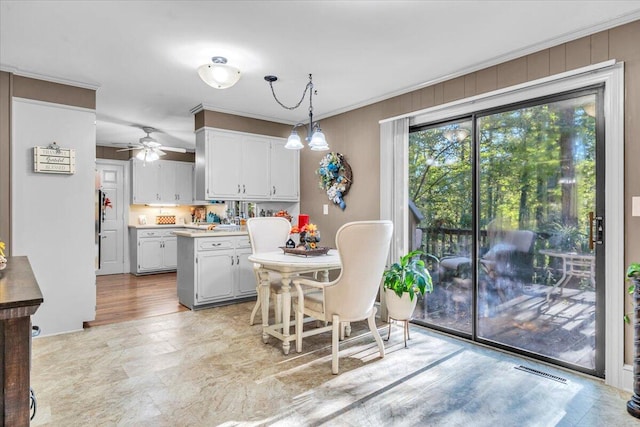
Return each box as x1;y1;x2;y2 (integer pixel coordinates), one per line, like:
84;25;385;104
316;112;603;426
385;289;418;320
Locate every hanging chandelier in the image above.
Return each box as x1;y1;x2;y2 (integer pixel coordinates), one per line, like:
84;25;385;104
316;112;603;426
264;73;329;151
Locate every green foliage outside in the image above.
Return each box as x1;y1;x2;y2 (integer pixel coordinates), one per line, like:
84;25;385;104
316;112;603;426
409;95;597;256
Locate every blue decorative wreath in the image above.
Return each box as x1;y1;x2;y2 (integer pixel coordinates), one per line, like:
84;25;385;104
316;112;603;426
317;152;352;210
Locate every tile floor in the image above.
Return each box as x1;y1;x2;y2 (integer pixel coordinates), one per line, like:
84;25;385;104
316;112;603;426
31;301;636;426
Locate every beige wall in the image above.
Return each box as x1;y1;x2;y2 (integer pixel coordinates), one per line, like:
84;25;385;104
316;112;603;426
301;20;640;362
195;109;291;138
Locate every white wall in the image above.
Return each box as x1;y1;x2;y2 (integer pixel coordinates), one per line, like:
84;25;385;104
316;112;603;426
12;98;96;335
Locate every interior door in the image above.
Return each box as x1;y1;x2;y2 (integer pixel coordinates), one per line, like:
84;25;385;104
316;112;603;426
97;161;126;275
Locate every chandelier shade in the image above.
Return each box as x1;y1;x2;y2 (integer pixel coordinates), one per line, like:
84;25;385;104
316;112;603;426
264;74;329;151
198;56;241;89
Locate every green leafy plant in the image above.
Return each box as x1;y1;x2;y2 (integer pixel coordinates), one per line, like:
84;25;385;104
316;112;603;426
383;250;433;301
623;262;640;324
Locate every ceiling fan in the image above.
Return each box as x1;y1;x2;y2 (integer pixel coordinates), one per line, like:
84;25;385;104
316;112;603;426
117;127;186;162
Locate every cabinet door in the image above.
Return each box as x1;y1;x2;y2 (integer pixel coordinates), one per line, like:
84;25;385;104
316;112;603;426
159;161;177;203
175;162;194;204
132;160;161;204
235;247;257;296
196;250;235;302
162;236;178;269
242;136;271;200
138;238;163;271
270;140;299;200
207;132;242;199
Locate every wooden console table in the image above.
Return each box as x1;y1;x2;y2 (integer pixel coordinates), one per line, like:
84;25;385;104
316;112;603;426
0;256;44;426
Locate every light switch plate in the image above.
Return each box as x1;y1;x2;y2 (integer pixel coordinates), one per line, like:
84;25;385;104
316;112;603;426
633;196;640;217
323;204;329;215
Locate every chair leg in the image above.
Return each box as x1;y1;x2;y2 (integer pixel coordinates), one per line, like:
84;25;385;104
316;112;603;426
296;304;303;353
368;307;385;359
332;314;340;374
385;321;392;342
340;322;345;340
249;294;261;325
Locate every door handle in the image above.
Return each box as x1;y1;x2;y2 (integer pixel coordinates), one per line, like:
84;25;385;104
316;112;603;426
589;212;603;249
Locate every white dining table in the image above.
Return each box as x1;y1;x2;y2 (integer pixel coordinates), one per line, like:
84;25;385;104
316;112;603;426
248;249;342;355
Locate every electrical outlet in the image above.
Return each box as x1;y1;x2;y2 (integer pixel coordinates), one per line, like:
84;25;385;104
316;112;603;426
633;196;640;217
323;204;329;215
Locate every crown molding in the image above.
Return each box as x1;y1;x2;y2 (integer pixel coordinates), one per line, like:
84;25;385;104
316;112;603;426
0;64;100;90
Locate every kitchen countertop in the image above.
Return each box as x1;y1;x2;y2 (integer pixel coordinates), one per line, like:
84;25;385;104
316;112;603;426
173;229;248;238
129;224;248;237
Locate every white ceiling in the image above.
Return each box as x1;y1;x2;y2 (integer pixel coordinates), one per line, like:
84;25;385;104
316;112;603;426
2;1;640;151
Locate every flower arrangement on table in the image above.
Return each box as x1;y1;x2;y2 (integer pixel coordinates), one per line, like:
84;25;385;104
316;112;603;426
317;152;352;211
292;223;321;250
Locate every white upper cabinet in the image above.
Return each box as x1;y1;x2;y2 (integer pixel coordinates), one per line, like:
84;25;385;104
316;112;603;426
131;159;194;205
270;139;299;201
196;128;299;202
132;160;161;204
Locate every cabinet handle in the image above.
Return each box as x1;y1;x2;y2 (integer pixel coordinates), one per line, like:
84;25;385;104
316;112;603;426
231;256;234;265
236;255;240;264
243;184;246;194
273;186;276;195
237;184;241;194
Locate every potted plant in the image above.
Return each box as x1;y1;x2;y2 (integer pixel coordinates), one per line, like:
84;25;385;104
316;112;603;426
383;250;433;320
625;262;640;419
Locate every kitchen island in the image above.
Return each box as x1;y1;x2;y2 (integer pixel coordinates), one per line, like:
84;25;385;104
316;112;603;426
174;229;256;309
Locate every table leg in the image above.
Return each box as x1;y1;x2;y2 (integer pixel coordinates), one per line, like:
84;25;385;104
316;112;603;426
259;270;270;344
281;276;292;355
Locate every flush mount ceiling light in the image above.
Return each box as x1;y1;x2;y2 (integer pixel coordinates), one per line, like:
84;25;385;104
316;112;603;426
264;73;329;151
198;56;241;89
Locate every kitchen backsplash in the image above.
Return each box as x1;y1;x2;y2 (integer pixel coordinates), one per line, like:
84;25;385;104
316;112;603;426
129;201;299;226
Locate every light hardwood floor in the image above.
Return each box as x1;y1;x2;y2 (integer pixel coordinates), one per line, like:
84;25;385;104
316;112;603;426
85;272;188;327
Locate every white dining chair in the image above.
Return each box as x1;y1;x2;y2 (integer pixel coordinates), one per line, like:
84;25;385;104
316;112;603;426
247;217;291;326
292;220;393;374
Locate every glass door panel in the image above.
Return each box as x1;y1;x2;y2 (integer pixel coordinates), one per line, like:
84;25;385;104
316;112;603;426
409;119;473;334
476;93;601;374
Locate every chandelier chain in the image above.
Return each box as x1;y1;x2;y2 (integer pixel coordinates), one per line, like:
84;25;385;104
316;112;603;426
267;74;314;111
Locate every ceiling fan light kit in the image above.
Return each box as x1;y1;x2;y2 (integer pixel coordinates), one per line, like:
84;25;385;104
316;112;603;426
264;73;329;151
198;56;241;89
117;126;186;162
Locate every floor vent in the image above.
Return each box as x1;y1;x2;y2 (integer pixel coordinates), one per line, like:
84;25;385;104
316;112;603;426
514;365;567;383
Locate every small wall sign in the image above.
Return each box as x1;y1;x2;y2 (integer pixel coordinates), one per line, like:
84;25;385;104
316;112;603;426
33;142;76;174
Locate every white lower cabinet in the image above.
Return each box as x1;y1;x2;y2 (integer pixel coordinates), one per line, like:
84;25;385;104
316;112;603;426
177;234;256;309
130;228;179;274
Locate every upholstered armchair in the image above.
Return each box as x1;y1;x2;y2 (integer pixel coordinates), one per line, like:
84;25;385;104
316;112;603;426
247;217;291;326
292;220;393;374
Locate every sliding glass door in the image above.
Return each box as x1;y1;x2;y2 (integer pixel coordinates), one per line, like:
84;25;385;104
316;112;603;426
410;88;604;376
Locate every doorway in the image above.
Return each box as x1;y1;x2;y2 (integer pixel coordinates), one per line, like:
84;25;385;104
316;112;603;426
96;160;128;275
409;88;604;377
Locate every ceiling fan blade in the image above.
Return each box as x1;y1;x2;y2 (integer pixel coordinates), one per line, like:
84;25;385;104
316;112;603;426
116;147;138;152
152;148;167;156
159;146;187;153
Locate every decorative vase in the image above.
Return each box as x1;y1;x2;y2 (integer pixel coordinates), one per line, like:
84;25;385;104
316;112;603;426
628;276;640;419
385;289;418;321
